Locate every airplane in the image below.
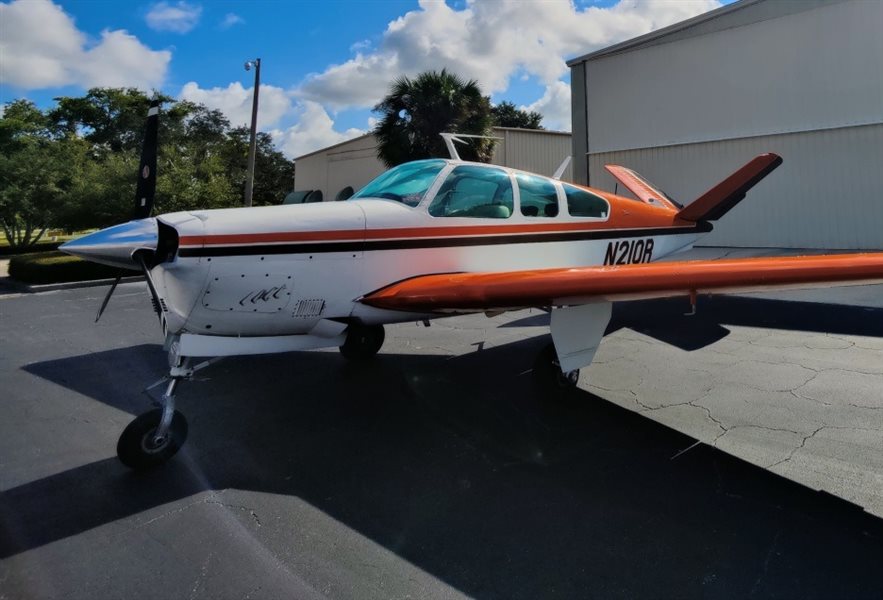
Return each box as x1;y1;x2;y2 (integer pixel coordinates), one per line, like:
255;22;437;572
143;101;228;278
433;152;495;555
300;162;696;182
61;102;883;470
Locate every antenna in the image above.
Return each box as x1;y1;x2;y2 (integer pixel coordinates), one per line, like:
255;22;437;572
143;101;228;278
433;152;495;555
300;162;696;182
439;132;503;161
552;155;572;180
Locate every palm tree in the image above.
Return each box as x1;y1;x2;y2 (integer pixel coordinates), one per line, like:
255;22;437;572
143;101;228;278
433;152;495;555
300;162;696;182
373;69;495;168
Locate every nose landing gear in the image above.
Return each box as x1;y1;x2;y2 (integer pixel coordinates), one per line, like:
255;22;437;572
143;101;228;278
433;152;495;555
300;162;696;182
117;351;220;470
117;377;188;470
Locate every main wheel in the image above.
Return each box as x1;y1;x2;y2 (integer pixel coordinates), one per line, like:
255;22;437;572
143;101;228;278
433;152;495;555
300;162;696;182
339;324;385;360
117;408;188;470
533;343;580;390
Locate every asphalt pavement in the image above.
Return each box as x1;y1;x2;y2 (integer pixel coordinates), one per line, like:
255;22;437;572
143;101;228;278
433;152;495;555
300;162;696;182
1;279;882;599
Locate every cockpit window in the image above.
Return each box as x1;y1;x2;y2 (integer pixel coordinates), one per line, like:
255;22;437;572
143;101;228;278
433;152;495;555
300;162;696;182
428;165;513;219
351;159;446;207
516;173;559;217
562;184;609;218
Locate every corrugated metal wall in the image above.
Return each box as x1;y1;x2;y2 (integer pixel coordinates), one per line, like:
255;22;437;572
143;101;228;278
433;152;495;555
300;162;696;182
588;124;883;249
295;135;380;201
574;0;883;248
295;129;573;200
584;0;882;154
490;128;573;181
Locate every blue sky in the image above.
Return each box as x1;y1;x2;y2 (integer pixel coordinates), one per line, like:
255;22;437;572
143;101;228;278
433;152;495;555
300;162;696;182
1;0;725;157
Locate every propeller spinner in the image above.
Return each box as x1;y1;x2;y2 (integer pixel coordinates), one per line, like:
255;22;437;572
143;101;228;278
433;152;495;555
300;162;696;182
60;99;163;322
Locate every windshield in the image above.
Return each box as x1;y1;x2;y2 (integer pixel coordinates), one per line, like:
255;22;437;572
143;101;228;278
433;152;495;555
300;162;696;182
351;160;446;207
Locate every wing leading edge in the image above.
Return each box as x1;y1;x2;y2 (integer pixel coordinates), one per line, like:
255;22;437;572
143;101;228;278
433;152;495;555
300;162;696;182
360;253;883;312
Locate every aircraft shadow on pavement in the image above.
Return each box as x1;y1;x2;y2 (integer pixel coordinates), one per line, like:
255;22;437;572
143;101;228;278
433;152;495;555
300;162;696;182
503;296;883;351
7;336;883;598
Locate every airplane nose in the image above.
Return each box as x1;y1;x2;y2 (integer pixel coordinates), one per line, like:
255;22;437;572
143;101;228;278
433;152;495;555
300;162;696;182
60;218;158;270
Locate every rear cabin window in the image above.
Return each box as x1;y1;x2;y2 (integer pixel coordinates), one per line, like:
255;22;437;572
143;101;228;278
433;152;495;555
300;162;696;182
428;165;513;218
516;173;559;217
563;184;609;218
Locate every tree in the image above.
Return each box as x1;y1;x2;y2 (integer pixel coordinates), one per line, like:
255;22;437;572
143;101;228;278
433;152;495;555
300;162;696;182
1;89;297;244
373;69;495;168
0;100;83;248
491;101;544;130
50;88;177;154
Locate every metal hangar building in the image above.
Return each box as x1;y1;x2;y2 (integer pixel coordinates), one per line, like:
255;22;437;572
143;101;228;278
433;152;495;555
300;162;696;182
568;0;883;249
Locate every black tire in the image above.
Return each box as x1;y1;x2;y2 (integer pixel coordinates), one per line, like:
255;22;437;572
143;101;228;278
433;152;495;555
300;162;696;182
339;324;385;360
533;343;580;390
117;408;188;470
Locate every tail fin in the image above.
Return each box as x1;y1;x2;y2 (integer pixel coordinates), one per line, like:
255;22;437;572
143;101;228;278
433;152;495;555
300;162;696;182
677;153;783;222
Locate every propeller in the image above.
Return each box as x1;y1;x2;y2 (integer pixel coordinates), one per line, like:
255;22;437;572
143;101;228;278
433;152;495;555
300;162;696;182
96;99;160;323
134;100;160;219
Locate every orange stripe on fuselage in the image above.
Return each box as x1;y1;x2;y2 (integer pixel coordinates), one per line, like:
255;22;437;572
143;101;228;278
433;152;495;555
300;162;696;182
178;198;683;247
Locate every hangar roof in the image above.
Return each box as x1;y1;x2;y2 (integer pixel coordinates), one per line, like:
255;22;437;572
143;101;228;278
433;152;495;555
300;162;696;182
293;127;571;162
566;0;842;66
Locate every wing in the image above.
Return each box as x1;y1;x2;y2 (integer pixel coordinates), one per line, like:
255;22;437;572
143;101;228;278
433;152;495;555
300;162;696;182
360;253;883;312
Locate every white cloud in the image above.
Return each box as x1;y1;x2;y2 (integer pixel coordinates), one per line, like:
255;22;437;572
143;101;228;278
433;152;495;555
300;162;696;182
179;81;293;129
145;1;202;34
272;102;365;158
349;39;372;53
219;12;244;30
524;81;572;131
0;0;170;90
297;0;720;127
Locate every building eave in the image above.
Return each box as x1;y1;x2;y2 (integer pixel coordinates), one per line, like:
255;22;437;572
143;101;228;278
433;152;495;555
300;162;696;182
566;0;762;67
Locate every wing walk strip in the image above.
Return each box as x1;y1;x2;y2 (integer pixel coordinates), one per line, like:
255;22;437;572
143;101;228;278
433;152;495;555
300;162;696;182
177;224;711;257
360;253;883;312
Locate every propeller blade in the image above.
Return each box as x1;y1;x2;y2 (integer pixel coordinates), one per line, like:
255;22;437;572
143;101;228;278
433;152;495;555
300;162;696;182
133;100;160;220
95;275;122;323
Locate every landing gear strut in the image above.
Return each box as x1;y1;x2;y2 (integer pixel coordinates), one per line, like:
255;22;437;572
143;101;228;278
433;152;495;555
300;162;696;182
339;323;385;360
117;377;188;469
532;343;579;390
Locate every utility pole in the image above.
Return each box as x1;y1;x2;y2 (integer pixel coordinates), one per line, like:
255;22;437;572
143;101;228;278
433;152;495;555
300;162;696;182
243;58;261;207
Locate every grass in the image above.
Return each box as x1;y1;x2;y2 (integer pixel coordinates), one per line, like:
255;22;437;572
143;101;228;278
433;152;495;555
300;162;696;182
8;251;124;285
0;231;87;255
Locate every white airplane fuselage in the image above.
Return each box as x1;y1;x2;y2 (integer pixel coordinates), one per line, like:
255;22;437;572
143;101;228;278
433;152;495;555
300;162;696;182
153;198;704;338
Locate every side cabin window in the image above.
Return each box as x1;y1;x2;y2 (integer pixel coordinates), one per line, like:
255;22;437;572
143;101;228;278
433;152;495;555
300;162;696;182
428;165;513;218
516;173;559;217
562;183;609;218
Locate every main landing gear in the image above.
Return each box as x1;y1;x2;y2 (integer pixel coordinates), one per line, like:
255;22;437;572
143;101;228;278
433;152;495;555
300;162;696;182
339;323;385;360
532;343;580;390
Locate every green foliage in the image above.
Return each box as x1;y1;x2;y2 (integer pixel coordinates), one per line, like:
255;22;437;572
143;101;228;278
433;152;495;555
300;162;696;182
0;88;295;246
491;101;544;130
373;69;495;168
8;251;121;284
0;99;83;247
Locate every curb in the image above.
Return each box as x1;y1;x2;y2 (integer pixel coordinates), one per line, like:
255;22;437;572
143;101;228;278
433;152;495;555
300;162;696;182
1;276;143;294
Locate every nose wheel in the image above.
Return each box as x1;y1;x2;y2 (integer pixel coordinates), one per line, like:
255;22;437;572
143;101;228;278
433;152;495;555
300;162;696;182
117;408;188;470
118;377;188;470
533;343;580;390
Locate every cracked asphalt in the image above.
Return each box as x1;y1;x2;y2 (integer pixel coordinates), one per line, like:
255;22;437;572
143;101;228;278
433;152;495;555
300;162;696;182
1;278;882;599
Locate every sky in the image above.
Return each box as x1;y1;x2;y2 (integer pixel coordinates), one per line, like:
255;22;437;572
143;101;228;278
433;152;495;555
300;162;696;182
0;0;726;158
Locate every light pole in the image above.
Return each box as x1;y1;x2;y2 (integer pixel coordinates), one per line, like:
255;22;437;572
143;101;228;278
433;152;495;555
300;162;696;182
243;58;261;207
